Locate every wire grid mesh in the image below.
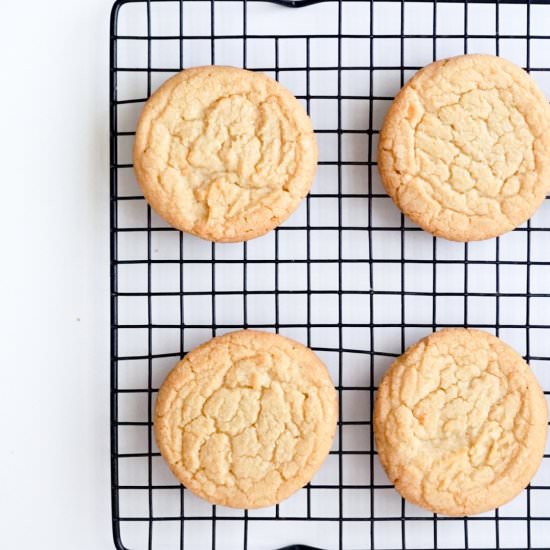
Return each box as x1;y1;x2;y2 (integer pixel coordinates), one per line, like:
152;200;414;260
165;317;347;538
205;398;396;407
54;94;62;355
110;1;550;548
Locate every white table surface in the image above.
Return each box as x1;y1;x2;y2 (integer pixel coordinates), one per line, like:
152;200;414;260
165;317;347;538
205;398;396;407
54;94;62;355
2;0;113;547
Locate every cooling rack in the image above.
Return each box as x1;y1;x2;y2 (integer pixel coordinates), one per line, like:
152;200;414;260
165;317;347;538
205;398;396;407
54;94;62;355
110;1;550;548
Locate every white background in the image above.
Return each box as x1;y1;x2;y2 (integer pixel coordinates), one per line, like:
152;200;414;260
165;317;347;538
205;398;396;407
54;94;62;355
2;0;112;548
3;1;550;549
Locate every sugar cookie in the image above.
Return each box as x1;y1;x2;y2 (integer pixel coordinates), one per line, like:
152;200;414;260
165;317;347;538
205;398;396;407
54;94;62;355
374;328;547;515
378;55;550;241
134;66;317;242
155;330;338;508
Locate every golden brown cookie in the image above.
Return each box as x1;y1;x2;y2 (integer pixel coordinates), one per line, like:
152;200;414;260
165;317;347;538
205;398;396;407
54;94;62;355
378;54;550;241
154;330;338;509
374;328;548;516
134;66;317;242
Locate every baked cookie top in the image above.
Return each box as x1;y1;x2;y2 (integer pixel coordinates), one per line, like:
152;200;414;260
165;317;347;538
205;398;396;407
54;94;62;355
154;330;338;509
374;328;547;516
378;54;550;241
134;66;317;242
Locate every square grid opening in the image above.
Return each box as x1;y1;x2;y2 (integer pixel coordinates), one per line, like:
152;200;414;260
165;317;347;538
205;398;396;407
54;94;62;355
111;1;550;549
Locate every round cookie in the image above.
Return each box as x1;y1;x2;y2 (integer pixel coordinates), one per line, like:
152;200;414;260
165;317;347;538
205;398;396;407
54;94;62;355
378;54;550;241
134;66;317;242
154;330;338;509
374;328;548;516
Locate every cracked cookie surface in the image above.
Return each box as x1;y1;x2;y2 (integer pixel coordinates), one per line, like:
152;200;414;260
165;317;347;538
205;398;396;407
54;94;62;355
155;330;338;508
134;66;317;242
374;328;547;516
378;54;550;241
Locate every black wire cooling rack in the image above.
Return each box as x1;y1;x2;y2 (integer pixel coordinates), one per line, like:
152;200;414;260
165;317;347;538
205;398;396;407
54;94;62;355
110;1;550;549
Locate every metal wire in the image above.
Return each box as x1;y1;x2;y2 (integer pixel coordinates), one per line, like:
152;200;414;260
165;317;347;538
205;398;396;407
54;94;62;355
110;1;550;549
